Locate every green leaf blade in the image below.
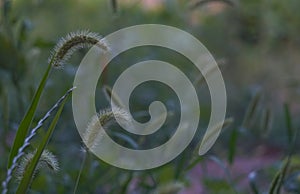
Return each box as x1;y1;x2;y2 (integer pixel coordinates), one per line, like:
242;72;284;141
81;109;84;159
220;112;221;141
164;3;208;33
284;103;293;145
8;64;52;168
16;91;69;194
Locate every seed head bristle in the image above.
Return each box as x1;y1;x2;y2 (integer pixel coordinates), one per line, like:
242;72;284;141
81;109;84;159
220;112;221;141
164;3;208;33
49;30;109;68
14;149;59;182
83;107;131;150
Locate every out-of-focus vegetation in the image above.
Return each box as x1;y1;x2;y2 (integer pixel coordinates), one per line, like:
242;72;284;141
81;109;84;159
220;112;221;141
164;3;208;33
1;0;300;193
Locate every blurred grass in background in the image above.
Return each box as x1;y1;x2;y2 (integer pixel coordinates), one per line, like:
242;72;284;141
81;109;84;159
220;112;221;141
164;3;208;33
1;0;300;193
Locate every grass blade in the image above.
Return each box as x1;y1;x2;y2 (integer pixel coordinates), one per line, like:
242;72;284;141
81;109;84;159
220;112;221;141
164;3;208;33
111;0;118;13
241;91;262;129
199;118;233;155
112;132;139;149
16;89;70;193
284;103;293;145
185;156;204;172
268;157;291;194
120;173;133;194
228;128;238;164
102;85;125;108
2;88;74;194
15;98;68;193
268;127;298;194
208;156;238;194
260;107;272;137
73;150;88;194
8;63;52;168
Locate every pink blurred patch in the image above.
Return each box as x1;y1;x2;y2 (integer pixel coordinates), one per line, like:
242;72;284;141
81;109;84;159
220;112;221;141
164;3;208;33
141;0;163;11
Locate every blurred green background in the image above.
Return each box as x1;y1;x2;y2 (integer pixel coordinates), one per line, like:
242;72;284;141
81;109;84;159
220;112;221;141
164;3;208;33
1;0;300;193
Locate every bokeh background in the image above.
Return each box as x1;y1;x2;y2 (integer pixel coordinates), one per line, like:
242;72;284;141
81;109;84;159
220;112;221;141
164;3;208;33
1;0;300;193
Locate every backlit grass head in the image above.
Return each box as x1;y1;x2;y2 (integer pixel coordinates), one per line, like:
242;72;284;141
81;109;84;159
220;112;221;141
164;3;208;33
49;30;109;68
14;149;59;182
83;107;131;150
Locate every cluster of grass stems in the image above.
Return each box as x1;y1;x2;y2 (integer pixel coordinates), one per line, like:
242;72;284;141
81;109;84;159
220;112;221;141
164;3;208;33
1;1;299;193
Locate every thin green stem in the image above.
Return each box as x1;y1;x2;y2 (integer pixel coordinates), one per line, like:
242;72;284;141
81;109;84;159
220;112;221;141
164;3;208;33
120;172;133;194
73;149;88;194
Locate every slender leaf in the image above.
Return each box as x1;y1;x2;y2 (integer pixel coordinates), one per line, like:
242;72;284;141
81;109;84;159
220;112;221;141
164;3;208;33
185;156;204;171
208;156;238;194
192;65;217;86
284;103;293;145
16;91;69;193
102;85;125;108
112;132;139;149
120;173;133;194
241;91;262;129
260;107;272;137
199;117;233;155
175;149;188;179
269;127;298;194
8;63;52;168
73;151;87;194
111;0;118;13
2;87;9;134
228;128;238;164
268;157;291;194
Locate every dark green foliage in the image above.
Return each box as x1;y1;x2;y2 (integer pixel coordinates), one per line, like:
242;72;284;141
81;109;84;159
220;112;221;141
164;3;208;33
1;0;300;193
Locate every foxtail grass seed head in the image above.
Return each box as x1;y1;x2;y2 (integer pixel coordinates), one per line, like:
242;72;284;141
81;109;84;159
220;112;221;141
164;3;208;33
49;30;109;68
14;150;59;182
83;107;131;150
1;88;74;194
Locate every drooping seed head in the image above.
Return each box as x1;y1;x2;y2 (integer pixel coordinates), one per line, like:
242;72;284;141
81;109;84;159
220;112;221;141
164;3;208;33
83;107;131;150
14;149;59;182
49;30;109;68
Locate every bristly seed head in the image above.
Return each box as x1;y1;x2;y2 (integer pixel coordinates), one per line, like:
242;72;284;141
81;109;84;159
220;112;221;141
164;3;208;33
83;107;131;150
49;30;109;68
14;149;59;182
